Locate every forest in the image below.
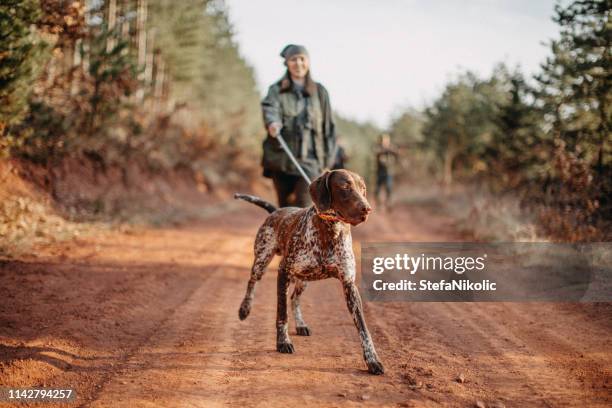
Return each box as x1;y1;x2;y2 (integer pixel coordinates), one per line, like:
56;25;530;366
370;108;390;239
1;0;610;243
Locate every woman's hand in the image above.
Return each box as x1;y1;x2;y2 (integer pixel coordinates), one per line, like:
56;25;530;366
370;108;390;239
267;122;282;137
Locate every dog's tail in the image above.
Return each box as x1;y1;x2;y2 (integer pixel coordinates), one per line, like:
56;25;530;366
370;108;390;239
234;193;277;214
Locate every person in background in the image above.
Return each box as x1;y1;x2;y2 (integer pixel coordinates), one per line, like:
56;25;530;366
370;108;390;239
260;44;336;207
374;133;399;211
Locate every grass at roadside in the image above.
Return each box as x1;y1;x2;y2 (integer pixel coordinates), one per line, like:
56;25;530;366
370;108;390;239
393;183;543;242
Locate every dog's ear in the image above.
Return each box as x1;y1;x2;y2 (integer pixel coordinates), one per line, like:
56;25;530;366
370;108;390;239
309;170;333;212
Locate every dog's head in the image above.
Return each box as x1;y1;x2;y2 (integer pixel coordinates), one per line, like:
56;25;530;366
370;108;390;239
309;169;372;226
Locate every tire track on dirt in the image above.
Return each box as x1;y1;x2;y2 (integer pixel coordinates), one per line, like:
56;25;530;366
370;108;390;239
85;267;230;407
482;303;611;405
77;274;209;408
401;302;547;407
1;210;245;407
86;230;261;406
444;300;610;407
447;302;559;405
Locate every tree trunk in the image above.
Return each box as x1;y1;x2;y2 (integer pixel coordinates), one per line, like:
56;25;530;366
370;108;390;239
135;0;148;101
120;0;130;56
71;39;82;96
153;51;165;111
106;0;117;52
89;80;101;133
596;89;608;177
144;29;155;84
443;141;456;187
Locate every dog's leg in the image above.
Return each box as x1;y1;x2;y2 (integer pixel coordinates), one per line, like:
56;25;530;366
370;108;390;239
291;280;310;336
239;227;275;320
276;266;294;353
341;279;384;375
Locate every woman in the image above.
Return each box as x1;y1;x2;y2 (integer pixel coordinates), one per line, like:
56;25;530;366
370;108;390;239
261;44;336;207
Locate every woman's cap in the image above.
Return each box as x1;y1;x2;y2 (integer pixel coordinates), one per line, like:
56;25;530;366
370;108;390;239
280;44;309;60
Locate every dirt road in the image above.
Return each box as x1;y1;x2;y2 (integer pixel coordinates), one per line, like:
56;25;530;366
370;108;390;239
1;200;610;407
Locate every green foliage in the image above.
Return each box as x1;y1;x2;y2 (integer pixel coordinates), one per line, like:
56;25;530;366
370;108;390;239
535;0;611;172
389;109;424;147
334;114;381;182
14;16;139;163
1;0;607;239
149;0;261;147
388;109;433;181
148;0;209;89
532;0;611;236
4;0;261;166
485;67;548;186
396;0;611;239
85;21;139;134
15;101;78;162
421;69;509;184
0;0;47;154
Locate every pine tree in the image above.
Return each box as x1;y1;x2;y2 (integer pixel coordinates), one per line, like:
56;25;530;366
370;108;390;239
487;66;547;186
532;0;611;231
0;0;45;145
535;0;611;174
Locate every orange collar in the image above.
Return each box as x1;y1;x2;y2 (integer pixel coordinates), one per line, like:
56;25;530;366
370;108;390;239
315;208;345;223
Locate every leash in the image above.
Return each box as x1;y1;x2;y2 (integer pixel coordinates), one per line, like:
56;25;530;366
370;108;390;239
273;129;312;184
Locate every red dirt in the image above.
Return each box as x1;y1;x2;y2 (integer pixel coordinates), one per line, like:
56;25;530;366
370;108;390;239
1;200;610;407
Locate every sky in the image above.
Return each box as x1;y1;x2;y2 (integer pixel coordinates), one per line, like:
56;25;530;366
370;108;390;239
225;0;560;128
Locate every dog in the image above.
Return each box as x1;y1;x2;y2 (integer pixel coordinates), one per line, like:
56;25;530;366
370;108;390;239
235;169;384;375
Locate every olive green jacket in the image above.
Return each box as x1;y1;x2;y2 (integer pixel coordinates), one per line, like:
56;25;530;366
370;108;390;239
261;75;336;178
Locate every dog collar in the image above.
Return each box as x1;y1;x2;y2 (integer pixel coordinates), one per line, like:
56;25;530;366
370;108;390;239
316;208;346;223
317;212;339;221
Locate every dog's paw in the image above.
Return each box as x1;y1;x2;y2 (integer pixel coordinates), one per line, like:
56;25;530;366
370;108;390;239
296;326;311;336
238;303;250;321
366;360;385;375
276;342;295;354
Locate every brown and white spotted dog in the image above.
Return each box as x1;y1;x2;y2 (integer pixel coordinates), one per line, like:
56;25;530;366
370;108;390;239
234;169;384;375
